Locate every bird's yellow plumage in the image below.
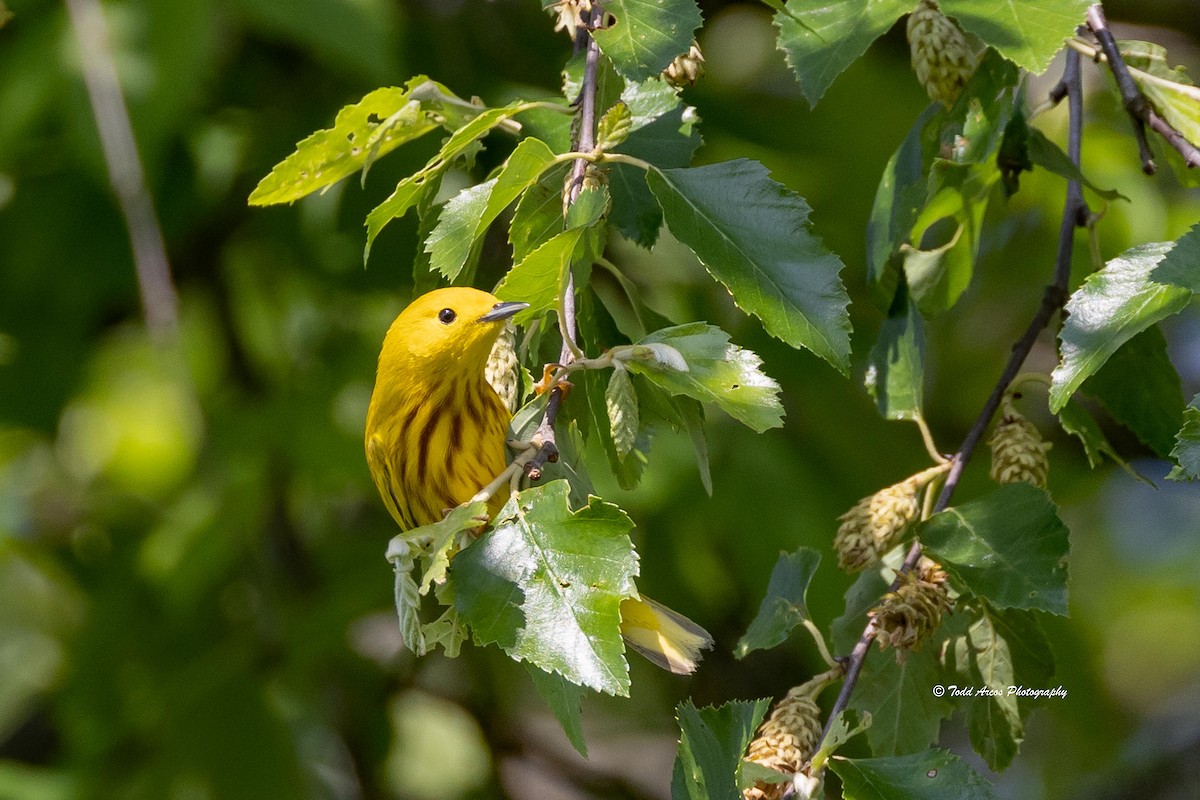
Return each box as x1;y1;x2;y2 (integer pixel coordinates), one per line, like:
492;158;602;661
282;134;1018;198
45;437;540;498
366;287;712;674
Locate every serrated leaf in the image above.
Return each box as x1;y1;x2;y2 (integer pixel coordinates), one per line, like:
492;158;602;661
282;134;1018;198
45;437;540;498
1080;327;1184;457
509;164;569;264
1168;394;1200;481
1057;397;1145;480
494;228;587;322
1149;221;1200;292
527;664;589;757
849;649;955;755
417;499;490;594
364;101;535;258
921;484;1069;615
1025;127;1126;200
866;287;926;420
772;0;913;108
593;0;702;82
597;102;633;151
621;76;685;131
453;481;637;696
625;323;784;433
671;699;772;800
390;542;425;656
648;160;851;370
611;106;702;247
425;137;560;280
939;0;1090;74
250;79;444;205
809;709;873;771
831;749;999;800
735;548;821;658
1049;226;1199;411
566;185;610;230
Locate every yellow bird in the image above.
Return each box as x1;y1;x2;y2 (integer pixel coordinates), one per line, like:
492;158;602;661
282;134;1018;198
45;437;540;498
365;287;712;674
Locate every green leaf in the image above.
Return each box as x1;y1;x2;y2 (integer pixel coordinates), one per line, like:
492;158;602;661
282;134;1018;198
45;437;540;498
956;610;1023;771
809;709;873;771
831;566;892;654
735;548;822;658
1050;228;1199;411
596;102;633;151
509;164;570;264
425;137;559;280
364;101;534;258
648;160;851;371
939;0;1091;74
849;649;955;755
1025;127;1126;201
527;664;589;758
605;367;640;459
1080;327;1184;457
494;228;587;322
921;484;1070;615
866;287;926;420
611;106;702;247
773;0;913;108
593;0;702;82
671;699;772;800
566;185;610;230
453;481;637;696
249;79;444;205
831;749;999;800
867;105;941;310
1149;221;1200;292
1057;397;1145;479
1168;394;1200;481
625;323;785;433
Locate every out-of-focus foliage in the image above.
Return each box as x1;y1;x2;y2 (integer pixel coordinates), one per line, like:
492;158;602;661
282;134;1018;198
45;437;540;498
1;1;1199;799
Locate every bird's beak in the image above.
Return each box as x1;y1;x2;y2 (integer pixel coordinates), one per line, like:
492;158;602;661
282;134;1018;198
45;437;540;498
477;301;529;323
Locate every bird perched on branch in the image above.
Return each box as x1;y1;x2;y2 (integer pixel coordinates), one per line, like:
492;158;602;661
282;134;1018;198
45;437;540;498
365;287;712;674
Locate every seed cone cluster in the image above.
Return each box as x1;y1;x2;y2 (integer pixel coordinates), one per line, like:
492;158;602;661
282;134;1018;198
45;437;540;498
906;0;978;107
484;322;520;413
743;682;824;800
664;42;705;87
834;473;927;572
988;395;1051;488
870;558;952;656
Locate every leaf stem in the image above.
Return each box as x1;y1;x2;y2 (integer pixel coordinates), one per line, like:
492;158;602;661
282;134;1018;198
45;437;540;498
801;619;838;669
913;414;947;465
809;49;1089;768
601;152;655;171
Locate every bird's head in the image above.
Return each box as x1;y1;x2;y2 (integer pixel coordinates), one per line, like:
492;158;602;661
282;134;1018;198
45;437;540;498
380;287;528;371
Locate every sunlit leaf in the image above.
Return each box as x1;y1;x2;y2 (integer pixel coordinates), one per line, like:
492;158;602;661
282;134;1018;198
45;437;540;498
494;228;587;322
940;0;1090;74
250;78;445;205
921;485;1069;615
1167;394;1200;481
453;481;637;696
648;160;851;371
425;137;559;280
1049;226;1199;411
625;323;785;433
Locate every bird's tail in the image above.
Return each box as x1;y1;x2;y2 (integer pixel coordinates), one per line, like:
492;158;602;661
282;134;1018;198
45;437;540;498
619;595;713;675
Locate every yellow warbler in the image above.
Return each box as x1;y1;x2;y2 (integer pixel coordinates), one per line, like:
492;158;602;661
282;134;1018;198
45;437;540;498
365;287;712;674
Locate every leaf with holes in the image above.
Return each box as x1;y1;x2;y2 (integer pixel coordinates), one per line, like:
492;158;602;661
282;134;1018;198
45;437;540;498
593;0;702;81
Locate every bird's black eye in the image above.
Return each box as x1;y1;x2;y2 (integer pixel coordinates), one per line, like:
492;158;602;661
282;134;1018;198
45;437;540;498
438;308;457;325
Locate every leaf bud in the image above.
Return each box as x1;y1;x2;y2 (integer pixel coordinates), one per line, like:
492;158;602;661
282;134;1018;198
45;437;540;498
605;366;639;459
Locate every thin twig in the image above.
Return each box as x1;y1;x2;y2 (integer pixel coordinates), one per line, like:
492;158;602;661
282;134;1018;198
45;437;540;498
1085;4;1155;173
64;0;179;341
524;6;604;480
811;49;1088;762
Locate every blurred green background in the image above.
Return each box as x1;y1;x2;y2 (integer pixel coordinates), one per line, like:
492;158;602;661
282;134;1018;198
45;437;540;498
2;1;1199;798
